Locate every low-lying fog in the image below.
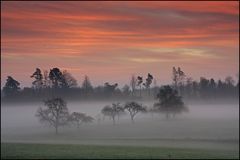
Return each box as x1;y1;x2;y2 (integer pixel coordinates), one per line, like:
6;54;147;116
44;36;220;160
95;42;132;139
1;101;239;151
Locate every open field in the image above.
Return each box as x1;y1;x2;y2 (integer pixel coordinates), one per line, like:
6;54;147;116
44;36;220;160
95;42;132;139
1;143;239;159
1;102;239;159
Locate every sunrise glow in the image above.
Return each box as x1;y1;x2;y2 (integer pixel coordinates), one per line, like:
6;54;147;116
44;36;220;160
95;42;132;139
1;1;239;87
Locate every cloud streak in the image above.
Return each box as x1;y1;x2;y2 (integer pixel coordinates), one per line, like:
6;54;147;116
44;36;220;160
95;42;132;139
1;1;239;87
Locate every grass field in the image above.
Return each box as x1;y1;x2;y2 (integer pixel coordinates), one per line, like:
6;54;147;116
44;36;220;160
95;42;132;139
1;143;239;159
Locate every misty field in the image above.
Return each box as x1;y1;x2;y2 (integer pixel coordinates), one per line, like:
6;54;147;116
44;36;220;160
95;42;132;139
1;101;239;159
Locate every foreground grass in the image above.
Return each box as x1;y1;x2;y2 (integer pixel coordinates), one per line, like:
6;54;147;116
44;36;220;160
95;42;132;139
1;143;239;159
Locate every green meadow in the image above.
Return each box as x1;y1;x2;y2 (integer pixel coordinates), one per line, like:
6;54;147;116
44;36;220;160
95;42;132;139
1;143;239;159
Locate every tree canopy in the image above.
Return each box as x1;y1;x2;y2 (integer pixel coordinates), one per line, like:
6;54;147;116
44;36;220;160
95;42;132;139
69;112;94;128
153;85;188;119
3;76;20;97
124;101;146;123
101;103;124;125
36;97;69;134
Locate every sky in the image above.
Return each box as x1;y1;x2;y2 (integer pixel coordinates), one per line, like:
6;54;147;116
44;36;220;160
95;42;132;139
1;1;239;88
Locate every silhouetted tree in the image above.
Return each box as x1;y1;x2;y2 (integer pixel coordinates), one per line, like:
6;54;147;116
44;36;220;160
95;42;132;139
3;76;20;98
192;81;199;98
82;75;93;97
172;67;186;95
217;79;224;97
81;115;94;124
225;76;235;86
184;77;193;98
209;78;216;98
101;103;124;125
130;75;137;97
69;112;85;128
69;112;94;128
225;76;235;97
124;101;146;123
30;68;43;89
199;77;210;98
36;97;69;134
101;105;117;125
49;68;67;89
137;76;143;97
104;82;118;97
143;73;153;96
43;70;51;88
62;70;78;88
177;67;186;86
94;85;105;98
153;85;188;119
3;66;238;101
112;102;125;121
172;67;177;86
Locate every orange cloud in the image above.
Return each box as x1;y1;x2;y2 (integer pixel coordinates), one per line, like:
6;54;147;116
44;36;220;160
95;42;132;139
1;1;239;87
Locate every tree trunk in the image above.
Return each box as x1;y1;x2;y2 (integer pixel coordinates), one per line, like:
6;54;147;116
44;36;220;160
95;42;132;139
112;116;116;125
55;115;59;134
55;125;58;135
131;115;134;123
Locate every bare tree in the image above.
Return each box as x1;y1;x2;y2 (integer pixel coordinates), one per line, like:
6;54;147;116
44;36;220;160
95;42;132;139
101;103;124;125
82;115;94;124
101;105;117;125
112;103;125;121
124;101;146;123
69;112;94;128
36;97;69;134
172;67;186;95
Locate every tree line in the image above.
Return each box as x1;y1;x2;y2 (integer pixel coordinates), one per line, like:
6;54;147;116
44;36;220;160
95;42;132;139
2;67;239;101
